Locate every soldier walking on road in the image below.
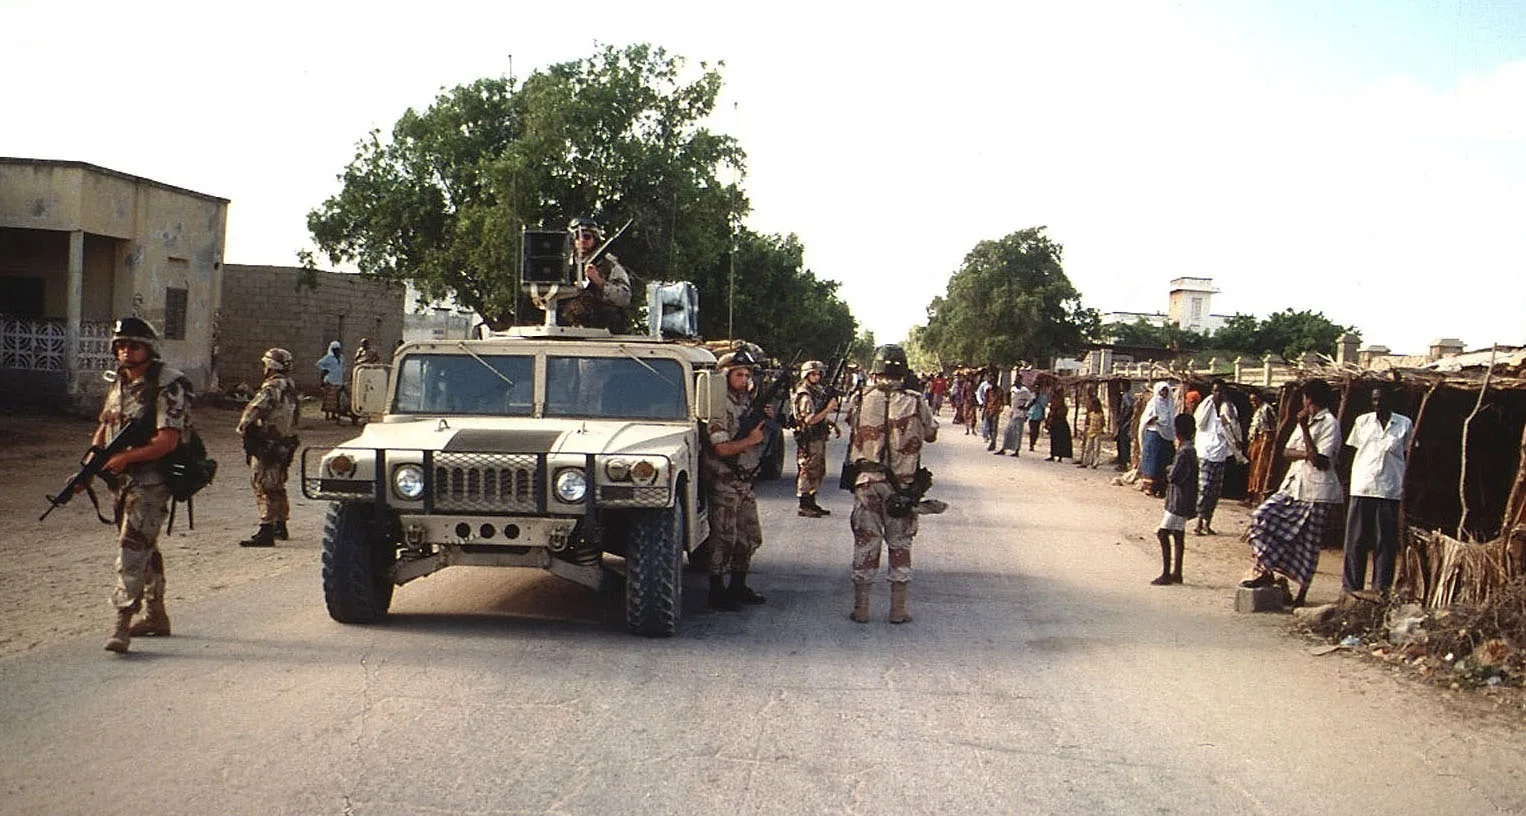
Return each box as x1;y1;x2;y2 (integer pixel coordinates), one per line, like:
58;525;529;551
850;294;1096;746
702;351;774;611
792;360;839;518
96;318;193;652
846;345;938;624
237;348;301;547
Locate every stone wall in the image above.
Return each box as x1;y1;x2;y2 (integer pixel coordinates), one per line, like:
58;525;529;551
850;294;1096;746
219;265;403;393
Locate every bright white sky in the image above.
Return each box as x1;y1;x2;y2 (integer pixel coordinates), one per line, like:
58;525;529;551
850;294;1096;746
4;0;1523;354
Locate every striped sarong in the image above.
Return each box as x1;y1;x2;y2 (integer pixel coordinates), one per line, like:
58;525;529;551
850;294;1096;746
1247;493;1335;587
1197;458;1227;521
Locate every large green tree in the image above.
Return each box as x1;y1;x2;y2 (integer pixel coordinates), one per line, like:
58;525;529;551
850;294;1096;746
919;227;1098;367
307;44;752;330
718;229;856;361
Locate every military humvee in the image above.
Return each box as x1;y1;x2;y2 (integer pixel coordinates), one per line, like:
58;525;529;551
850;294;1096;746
302;323;730;637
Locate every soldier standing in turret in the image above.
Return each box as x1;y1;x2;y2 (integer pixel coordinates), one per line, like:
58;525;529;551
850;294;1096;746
792;360;838;518
845;345;938;623
236;348;301;547
560;216;632;331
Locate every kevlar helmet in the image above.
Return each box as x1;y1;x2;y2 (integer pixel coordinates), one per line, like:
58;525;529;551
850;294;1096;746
801;360;826;375
716;349;759;371
567;216;602;238
869;344;908;378
261;347;294;373
111;316;161;358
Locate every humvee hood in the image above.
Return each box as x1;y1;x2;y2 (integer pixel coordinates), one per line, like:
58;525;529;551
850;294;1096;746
339;418;694;457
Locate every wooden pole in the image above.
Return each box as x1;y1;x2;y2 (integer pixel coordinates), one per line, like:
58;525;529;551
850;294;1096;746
1457;348;1498;541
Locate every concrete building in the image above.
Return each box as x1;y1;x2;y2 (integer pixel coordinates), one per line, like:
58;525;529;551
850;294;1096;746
0;158;227;408
1167;277;1226;334
220;265;404;393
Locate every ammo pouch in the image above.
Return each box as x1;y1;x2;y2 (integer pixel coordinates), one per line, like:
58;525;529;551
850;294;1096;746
165;431;218;502
885;492;916;518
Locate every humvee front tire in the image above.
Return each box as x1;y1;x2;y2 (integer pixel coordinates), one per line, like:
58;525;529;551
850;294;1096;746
626;502;683;637
321;503;396;623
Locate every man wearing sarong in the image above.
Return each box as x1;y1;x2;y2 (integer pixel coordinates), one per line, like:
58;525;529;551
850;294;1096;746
1241;379;1342;607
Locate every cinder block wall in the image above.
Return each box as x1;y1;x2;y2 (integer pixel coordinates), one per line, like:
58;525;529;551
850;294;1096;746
219;265;403;393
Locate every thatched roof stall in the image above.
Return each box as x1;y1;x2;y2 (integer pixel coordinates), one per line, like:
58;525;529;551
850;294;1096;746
1252;368;1526;606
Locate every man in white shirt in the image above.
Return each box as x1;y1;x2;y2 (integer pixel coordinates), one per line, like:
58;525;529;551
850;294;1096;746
1342;387;1413;599
1192;380;1238;535
1242;379;1344;607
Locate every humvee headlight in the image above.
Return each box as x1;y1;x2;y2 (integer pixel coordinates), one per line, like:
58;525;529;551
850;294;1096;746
604;458;632;481
393;464;425;500
629;459;659;486
554;468;587;503
327;453;356;478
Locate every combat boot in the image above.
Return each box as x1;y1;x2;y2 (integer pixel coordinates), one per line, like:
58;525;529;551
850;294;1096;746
797;496;824;518
729;572;766;605
238;523;276;548
104;610;134;653
806;494;831;516
708;576;741;611
273;521;289;540
889;582;913;624
129;600;172;637
850;583;871;623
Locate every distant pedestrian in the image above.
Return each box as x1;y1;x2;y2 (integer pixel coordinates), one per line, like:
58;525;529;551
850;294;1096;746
1342;387;1413;600
1137;382;1175;497
978;370;1006;452
1026;388;1049;451
353;337;381;366
999;378;1033;456
1152;413;1199;585
1244;391;1277;499
1045;389;1073;463
1193;380;1238;535
316;340;345;421
1242;379;1342;607
1114;385;1138;471
1077;393;1106;468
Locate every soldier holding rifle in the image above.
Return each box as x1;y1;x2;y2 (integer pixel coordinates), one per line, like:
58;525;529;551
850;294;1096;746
793;359;840;518
702;350;777;610
94;318;193;652
236;348;301;548
560;216;632;331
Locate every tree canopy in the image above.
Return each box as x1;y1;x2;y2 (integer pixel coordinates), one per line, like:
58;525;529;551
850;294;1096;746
1103;309;1353;362
918;227;1098;367
306;43;855;355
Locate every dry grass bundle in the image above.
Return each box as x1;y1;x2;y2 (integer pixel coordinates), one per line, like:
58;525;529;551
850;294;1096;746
1396;529;1517;608
1425;576;1526;667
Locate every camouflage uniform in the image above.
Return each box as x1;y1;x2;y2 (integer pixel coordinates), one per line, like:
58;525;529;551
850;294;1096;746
792;377;832;503
562;254;632;331
238;370;300;526
847;382;937;585
99;363;191;616
703;387;764;576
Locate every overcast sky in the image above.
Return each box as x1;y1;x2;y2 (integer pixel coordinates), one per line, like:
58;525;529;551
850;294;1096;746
4;0;1523;354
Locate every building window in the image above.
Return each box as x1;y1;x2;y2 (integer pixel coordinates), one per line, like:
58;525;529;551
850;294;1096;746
1190;297;1203;322
165;287;188;340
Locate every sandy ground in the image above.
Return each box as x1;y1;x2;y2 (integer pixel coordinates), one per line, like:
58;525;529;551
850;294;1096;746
0;401;361;658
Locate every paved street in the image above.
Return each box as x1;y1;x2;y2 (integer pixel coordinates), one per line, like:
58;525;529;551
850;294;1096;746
2;425;1523;815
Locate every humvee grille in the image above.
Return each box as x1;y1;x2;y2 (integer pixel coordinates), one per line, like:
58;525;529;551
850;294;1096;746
431;452;542;513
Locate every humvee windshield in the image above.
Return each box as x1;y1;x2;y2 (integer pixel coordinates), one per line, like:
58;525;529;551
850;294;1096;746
545;356;688;420
393;353;534;416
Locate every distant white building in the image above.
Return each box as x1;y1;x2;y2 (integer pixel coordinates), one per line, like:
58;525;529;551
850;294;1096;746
1099;276;1231;339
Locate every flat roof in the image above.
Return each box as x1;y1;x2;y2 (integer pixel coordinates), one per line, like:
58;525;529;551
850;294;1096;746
0;157;229;204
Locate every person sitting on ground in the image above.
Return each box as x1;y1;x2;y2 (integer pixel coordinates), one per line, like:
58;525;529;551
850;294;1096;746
1152;413;1199;586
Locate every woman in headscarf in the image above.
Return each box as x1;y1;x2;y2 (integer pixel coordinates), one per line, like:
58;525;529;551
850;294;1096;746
1045;387;1073;462
1136;381;1176;496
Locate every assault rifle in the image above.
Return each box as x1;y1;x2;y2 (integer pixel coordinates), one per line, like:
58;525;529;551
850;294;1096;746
735;350;802;446
40;419;145;523
573;218;633;285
